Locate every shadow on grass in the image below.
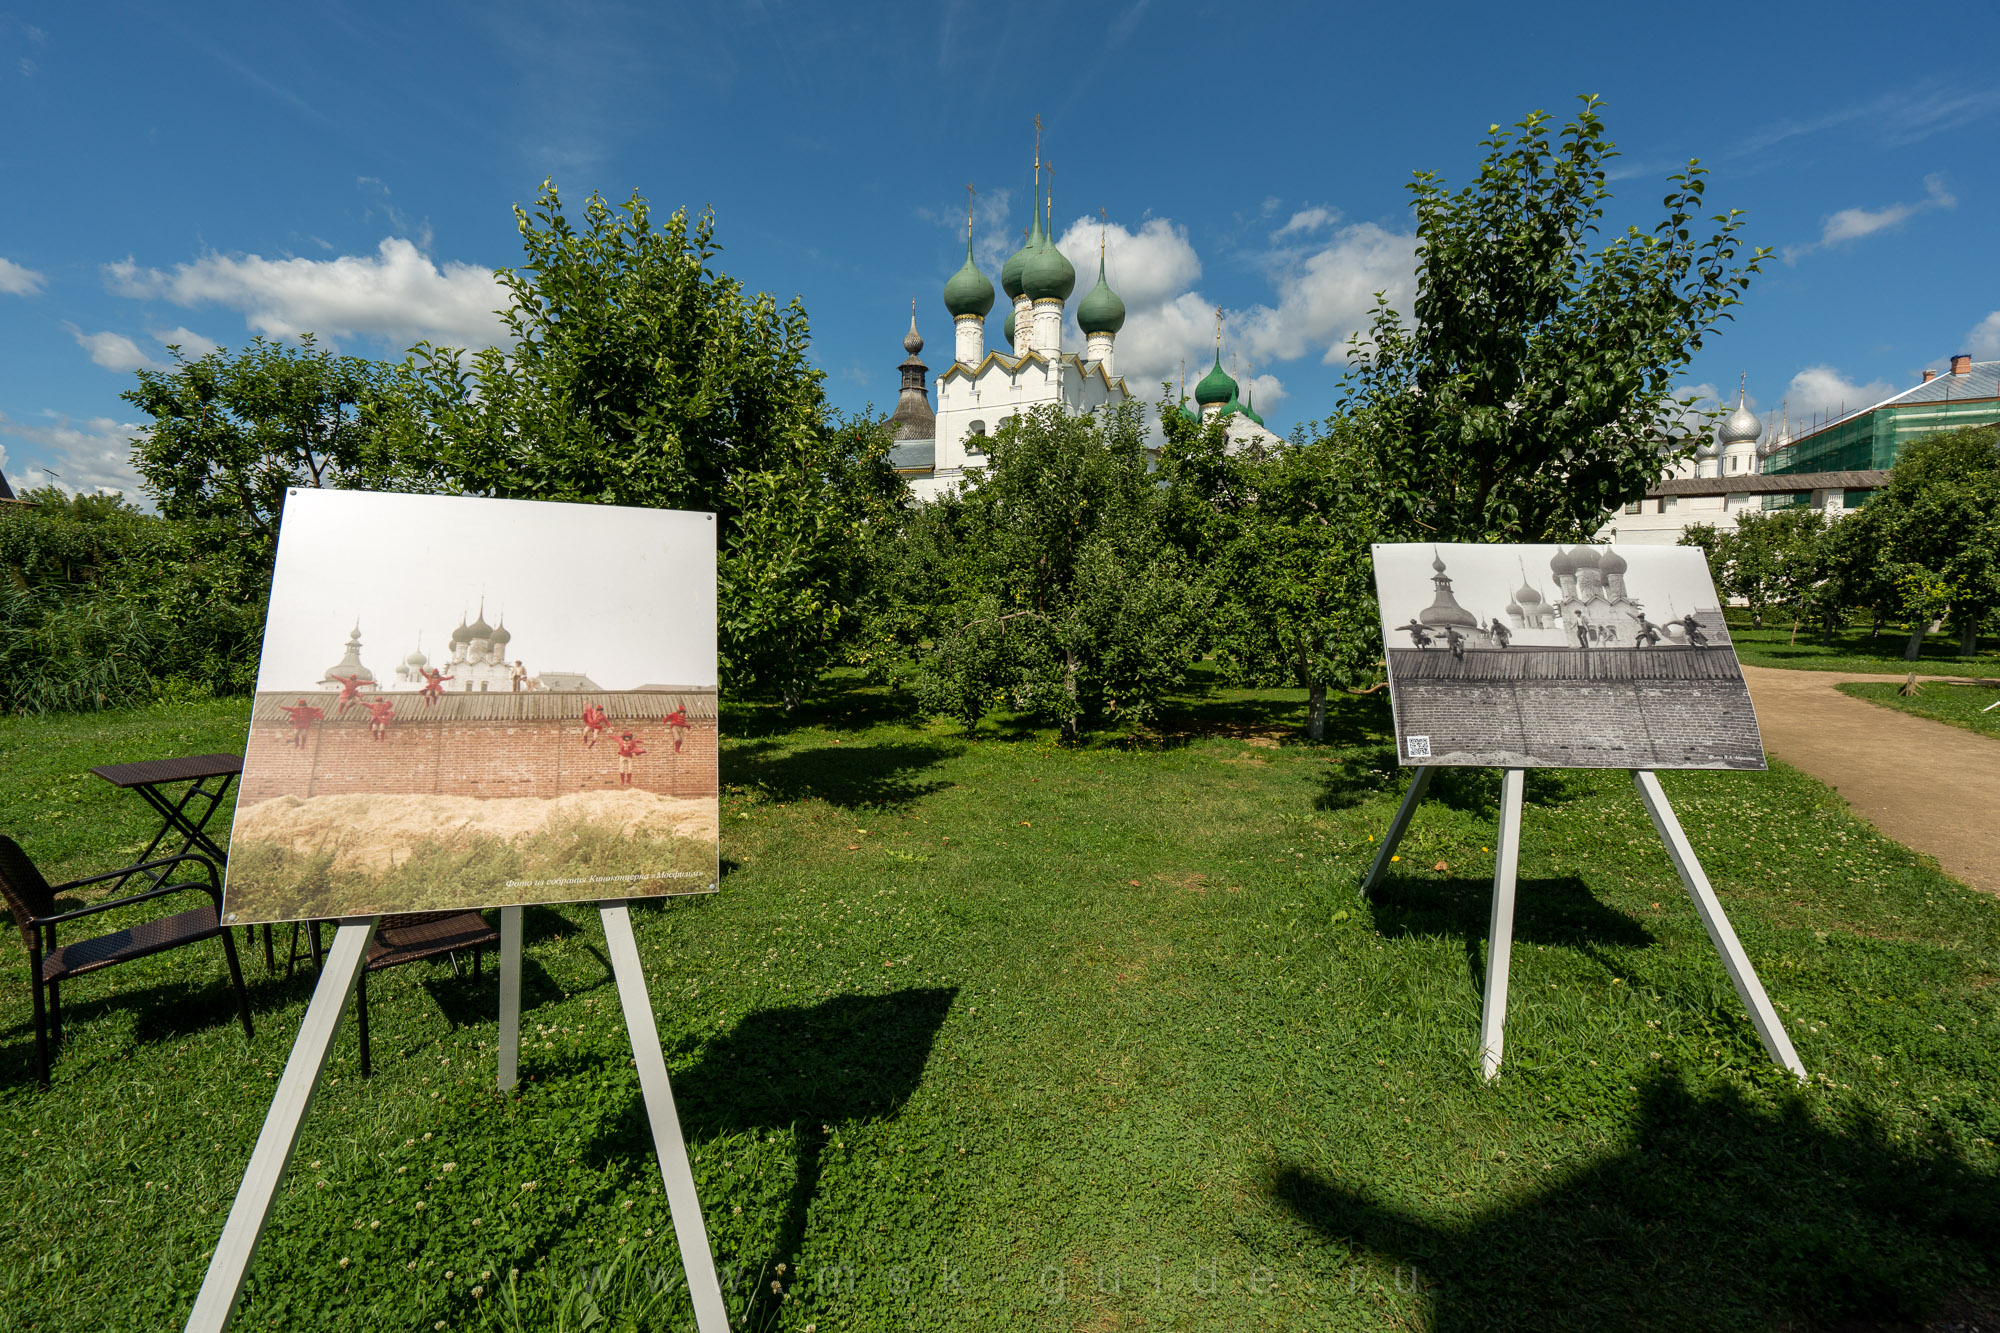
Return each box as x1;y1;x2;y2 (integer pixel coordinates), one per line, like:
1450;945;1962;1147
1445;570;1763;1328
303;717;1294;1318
718;682;922;741
584;986;956;1329
1326;763;1608;819
1367;873;1654;993
1264;1076;2000;1331
722;739;960;809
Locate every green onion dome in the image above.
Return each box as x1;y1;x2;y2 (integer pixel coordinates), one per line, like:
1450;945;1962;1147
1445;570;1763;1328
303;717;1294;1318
1076;254;1125;335
943;236;995;319
1002;307;1017;349
1022;212;1076;302
1219;385;1242;419
1193;353;1237;407
1000;180;1042;301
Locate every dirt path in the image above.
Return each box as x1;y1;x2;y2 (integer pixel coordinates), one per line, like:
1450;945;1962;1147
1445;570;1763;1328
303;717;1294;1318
1741;665;2000;895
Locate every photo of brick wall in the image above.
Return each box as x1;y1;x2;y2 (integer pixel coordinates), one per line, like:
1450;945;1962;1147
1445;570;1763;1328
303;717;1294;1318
222;490;720;924
1373;542;1764;770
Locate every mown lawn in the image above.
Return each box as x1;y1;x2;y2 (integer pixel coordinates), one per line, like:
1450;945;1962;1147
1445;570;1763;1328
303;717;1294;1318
1837;681;2000;740
1;682;1997;1332
1724;613;2000;677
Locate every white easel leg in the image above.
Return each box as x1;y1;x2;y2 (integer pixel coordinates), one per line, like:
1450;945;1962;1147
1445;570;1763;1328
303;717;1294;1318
185;919;379;1333
1630;771;1807;1080
1360;765;1435;898
1478;770;1525;1081
600;904;729;1333
497;905;522;1093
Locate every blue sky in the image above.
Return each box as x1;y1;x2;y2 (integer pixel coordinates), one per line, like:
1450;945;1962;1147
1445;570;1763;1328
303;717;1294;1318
2;0;1997;496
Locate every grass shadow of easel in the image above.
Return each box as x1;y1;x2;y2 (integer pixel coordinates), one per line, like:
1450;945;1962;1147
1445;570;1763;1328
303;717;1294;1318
584;985;957;1328
1366;872;1656;993
1263;1075;2000;1331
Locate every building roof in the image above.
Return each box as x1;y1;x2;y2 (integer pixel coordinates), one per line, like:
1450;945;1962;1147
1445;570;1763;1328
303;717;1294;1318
1871;360;2000;410
887;438;935;473
1646;469;1888;497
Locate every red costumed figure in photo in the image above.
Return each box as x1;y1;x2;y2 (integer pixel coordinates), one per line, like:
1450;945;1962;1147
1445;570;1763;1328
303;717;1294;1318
418;664;458;704
616;729;645;785
418;666;453;706
363;696;395;741
327;672;371;716
278;699;324;748
661;705;691;753
581;704;609;748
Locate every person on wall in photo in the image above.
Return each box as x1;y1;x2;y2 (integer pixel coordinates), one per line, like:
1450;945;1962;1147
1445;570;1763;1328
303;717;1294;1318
363;696;395;741
662;704;691;753
1444;625;1466;661
278;699;323;747
1487;617;1512;648
1397;619;1434;649
418;665;453;705
616;729;646;785
510;659;528;692
582;703;608;748
1636;614;1663;648
1681;613;1709;647
328;671;371;716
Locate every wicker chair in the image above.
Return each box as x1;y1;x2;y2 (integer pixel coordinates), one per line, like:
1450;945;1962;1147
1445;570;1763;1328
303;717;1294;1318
0;835;252;1090
354;911;498;1077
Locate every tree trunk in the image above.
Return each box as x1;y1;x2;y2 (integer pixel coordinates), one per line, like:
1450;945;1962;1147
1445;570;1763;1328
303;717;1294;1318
1821;612;1835;647
1307;683;1327;742
1870;614;1883;639
1904;626;1926;661
1961;621;1980;656
1751;607;1763;630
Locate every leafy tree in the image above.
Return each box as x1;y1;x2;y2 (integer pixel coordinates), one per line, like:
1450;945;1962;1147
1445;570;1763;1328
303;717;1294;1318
0;488;264;710
1344;96;1766;543
1160;407;1383;741
1860;426;2000;658
124;335;404;562
894;402;1208;743
1719;508;1827;632
389;182;900;704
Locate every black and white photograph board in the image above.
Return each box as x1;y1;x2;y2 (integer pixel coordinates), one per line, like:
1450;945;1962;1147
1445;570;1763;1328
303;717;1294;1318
1371;543;1765;770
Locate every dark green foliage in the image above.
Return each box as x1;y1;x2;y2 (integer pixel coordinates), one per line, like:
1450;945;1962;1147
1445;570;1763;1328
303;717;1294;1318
1344;96;1766;542
1159;406;1383;740
124;335;406;569
388;182;903;705
0;490;266;712
887;402;1208;741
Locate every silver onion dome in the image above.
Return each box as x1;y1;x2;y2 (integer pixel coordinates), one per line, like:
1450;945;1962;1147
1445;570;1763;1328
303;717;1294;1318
1718;388;1762;446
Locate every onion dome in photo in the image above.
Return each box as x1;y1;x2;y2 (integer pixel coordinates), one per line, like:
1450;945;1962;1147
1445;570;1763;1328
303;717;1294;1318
492;615;512;648
1548;547;1577;577
1598;547;1627;577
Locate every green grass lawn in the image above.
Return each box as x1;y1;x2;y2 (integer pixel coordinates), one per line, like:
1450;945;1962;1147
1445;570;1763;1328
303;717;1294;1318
1724;614;2000;677
2;683;1998;1332
1837;681;2000;740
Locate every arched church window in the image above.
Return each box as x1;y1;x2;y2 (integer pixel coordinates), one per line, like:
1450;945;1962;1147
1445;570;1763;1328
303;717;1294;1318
966;421;986;454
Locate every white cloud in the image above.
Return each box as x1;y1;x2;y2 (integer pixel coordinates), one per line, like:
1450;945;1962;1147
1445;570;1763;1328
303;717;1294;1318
1968;311;2000;360
65;323;165;373
1238;221;1417;366
1783;174;1955;263
155;325;221;356
1272;207;1340;239
105;237;511;351
1783;364;1896;419
0;412;146;496
0;257;46;296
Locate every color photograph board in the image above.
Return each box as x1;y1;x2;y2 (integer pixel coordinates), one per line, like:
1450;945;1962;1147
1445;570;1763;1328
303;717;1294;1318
221;489;719;925
1372;542;1765;771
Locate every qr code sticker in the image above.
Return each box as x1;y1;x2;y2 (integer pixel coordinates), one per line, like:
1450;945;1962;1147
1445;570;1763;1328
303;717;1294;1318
1406;735;1431;759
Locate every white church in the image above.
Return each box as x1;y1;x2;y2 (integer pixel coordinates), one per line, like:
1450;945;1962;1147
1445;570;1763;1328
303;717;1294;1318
888;153;1281;499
